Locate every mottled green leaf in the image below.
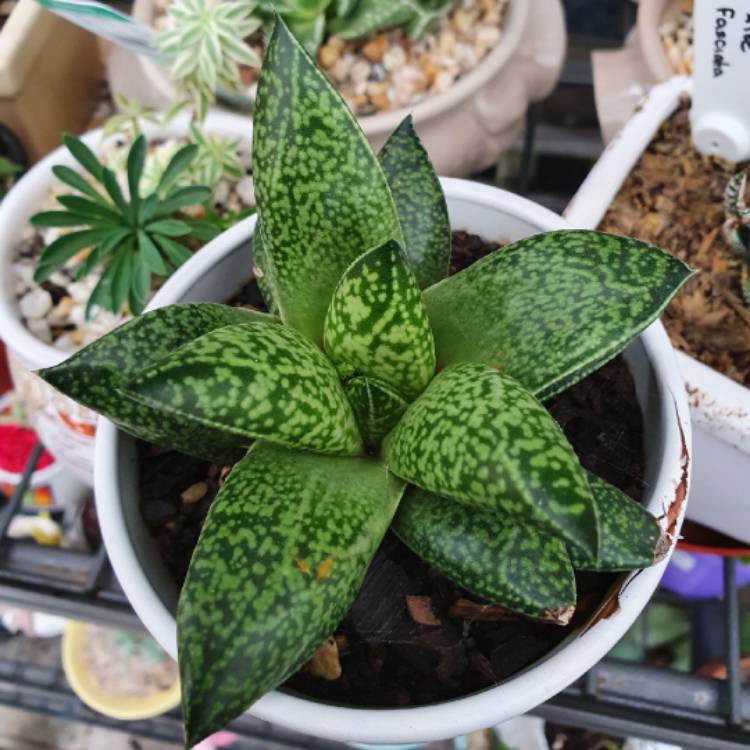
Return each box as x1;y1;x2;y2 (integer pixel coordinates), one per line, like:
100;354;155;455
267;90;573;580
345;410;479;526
569;475;667;572
379;116;450;288
423;230;694;400
251;220;278;314
383;363;598;558
323;240;435;399
253;19;402;342
179;441;405;747
344;376;408;449
39;303;276;464
393;487;576;623
127;322;363;456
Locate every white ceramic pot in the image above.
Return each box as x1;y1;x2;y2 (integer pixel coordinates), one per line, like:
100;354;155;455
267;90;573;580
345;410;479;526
107;0;566;176
95;180;692;743
0;109;252;485
567;76;750;544
637;0;678;83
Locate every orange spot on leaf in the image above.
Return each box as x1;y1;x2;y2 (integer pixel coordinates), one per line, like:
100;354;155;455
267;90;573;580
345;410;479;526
316;558;334;580
293;557;310;574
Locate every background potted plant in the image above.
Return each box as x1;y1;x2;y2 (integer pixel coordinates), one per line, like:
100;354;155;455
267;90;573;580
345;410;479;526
638;0;692;82
0;104;254;483
106;0;566;176
566;76;750;543
43;19;694;746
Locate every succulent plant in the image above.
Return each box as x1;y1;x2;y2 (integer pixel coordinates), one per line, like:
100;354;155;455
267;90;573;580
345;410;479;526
722;168;750;304
153;0;262;121
31;134;219;317
40;20;692;747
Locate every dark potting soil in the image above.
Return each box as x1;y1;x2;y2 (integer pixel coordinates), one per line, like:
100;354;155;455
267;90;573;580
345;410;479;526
138;230;645;707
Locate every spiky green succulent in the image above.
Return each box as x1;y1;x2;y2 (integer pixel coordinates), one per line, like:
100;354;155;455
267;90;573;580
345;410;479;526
722;168;750;304
40;20;693;748
30;134;219;318
153;0;262;121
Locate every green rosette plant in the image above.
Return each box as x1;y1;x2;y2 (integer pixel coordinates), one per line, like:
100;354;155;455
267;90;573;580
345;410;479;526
40;19;693;747
722;168;750;304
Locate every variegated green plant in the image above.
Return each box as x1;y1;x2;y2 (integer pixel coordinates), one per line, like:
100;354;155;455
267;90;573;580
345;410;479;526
722;168;750;304
40;19;692;748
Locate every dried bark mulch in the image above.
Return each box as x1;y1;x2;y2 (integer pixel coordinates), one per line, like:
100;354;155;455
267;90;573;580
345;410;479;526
599;102;750;387
138;231;645;707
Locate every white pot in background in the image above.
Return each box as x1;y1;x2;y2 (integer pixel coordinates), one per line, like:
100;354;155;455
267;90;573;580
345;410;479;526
95;180;692;743
107;0;566;177
637;0;678;83
566;76;750;544
0;110;252;485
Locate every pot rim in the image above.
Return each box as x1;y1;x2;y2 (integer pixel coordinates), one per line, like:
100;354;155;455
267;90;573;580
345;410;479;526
636;0;677;84
132;0;530;135
94;179;692;743
0;109;253;372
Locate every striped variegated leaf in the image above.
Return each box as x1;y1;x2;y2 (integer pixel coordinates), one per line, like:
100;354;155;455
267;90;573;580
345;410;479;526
393;486;576;624
253;19;402;342
39;303;274;464
379;116;450;288
383;363;598;559
126;322;363;456
423;231;693;400
569;475;668;572
344;375;408;449
323;240;435;400
178;441;405;747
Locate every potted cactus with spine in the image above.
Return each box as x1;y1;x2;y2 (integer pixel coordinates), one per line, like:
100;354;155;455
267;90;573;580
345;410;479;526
45;19;692;746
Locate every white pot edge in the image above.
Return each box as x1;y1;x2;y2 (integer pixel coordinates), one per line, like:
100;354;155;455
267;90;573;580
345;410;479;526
95;179;692;743
0;108;254;373
564;75;750;459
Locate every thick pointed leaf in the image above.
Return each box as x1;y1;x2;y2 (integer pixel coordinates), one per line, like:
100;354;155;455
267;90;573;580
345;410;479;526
393;487;576;623
344;376;408;449
323;240;435;400
569;475;668;572
423;230;694;400
253;19;402;341
39;303;276;464
251;220;279;313
178;441;405;747
383;363;598;558
127;322;363;456
379;116;450;288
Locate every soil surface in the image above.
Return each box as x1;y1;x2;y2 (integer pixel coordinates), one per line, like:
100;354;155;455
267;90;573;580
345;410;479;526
599;102;750;387
138;230;645;707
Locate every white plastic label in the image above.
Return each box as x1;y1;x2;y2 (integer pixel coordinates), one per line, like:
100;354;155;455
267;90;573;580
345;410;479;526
691;1;750;162
35;0;160;59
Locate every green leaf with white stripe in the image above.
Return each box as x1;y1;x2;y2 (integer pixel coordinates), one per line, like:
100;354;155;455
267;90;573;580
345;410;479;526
126;322;363;456
344;376;408;449
253;18;402;342
178;441;405;748
423;230;694;400
39;303;276;464
324;240;435;400
379;116;450;288
383;363;598;559
569;475;668;572
393;486;576;624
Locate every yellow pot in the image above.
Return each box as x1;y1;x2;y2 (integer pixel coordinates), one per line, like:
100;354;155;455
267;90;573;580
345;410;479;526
62;620;181;720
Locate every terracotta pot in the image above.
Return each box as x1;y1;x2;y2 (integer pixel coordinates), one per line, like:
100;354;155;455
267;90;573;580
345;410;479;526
0;110;252;484
106;0;566;176
94;180;692;743
566;76;750;545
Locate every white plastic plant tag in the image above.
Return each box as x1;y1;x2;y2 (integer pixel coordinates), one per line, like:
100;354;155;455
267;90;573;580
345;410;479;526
35;0;161;59
690;1;750;162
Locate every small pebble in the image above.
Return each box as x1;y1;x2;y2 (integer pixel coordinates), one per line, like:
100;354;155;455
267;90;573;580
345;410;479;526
181;481;208;504
19;289;52;320
26;317;52;343
236;176;255;206
48;296;75;327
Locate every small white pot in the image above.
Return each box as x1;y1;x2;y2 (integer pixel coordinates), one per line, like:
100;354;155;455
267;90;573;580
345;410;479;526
95;180;692;743
637;0;678;83
107;0;566;177
0;110;252;485
566;76;750;544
